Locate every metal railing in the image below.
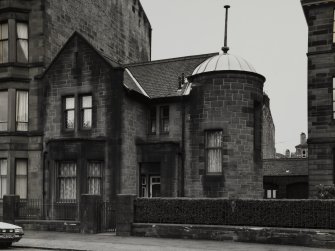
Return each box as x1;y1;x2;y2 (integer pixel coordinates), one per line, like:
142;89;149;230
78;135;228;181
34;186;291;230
17;199;78;221
16;199;116;232
100;201;116;232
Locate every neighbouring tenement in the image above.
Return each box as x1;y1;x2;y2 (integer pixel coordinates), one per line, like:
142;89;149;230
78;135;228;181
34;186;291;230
301;0;335;197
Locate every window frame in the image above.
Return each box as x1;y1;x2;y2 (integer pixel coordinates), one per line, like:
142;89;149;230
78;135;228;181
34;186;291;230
63;96;75;131
15;89;29;132
0;90;8;131
57;161;77;202
16;21;29;63
80;95;92;130
14;158;28;199
205;129;223;175
159;106;169;134
87;161;103;195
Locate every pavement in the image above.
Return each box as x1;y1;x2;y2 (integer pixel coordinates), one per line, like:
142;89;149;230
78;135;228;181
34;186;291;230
10;230;331;251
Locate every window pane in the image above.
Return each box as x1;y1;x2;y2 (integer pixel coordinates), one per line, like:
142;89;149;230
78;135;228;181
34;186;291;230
16;23;28;39
206;131;223;173
66;97;75;109
1;23;8;40
0;160;7;175
83;109;92;128
16;91;29;131
273;190;277;199
82;96;92;108
59;162;76;200
0;91;8;131
267;190;271;199
17;40;28;63
88;162;102;195
207;149;222;173
207;131;222;147
66;110;75;129
15;160;27;199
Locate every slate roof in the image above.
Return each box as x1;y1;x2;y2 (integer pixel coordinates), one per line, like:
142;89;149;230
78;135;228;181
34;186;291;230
263;159;308;176
124;53;217;99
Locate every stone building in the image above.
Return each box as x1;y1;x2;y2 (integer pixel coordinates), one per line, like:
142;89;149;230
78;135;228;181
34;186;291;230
301;0;335;197
295;132;308;158
263;132;309;199
0;0;151;202
0;1;274;217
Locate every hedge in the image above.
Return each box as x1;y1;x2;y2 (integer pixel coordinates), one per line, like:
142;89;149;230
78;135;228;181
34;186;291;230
134;198;335;229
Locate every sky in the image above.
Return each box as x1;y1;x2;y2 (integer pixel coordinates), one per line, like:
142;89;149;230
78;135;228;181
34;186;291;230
140;0;308;154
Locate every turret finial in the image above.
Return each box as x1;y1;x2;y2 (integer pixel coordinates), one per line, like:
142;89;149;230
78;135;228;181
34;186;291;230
222;5;230;54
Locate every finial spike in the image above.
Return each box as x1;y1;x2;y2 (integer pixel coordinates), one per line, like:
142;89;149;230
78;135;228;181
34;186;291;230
222;5;230;54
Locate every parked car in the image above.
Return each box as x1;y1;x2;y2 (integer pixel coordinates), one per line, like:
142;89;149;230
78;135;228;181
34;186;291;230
0;222;23;248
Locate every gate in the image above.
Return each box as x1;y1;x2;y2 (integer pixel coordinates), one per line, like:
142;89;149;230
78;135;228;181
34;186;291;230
100;201;116;232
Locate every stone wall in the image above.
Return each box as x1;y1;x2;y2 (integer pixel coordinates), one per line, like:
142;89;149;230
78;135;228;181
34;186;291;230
120;94;147;194
43;35;114;141
44;0;151;65
184;72;265;198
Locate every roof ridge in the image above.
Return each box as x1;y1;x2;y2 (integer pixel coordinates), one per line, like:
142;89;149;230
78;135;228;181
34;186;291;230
125;52;218;67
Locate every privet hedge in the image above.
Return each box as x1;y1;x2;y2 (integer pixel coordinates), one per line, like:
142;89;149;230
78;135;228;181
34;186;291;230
134;198;335;229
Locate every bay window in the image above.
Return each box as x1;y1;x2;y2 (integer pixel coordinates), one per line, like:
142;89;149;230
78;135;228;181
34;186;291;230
16;90;28;131
16;22;28;63
0;159;7;198
15;159;27;199
87;162;102;195
58;162;77;201
81;95;92;129
205;130;223;174
0;22;8;63
0;91;8;131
